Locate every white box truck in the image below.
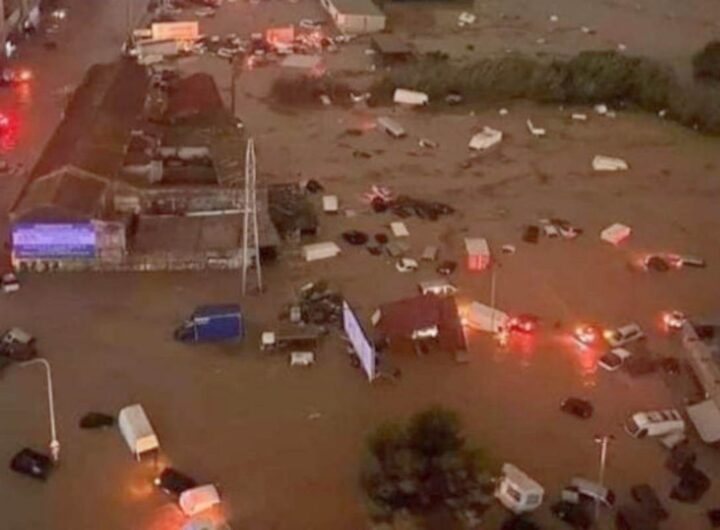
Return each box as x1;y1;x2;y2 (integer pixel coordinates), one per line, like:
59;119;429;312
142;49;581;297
118;404;159;460
465;302;509;333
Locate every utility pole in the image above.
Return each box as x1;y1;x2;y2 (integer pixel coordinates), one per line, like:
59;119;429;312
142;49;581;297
20;358;60;462
593;434;614;523
241;138;262;295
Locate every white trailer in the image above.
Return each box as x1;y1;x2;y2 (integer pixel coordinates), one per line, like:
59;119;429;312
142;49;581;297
495;463;544;513
465;302;509;333
302;241;341;262
118;404;159;460
393;88;429;106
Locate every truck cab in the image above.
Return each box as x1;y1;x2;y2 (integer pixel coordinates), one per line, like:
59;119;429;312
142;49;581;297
174;304;243;343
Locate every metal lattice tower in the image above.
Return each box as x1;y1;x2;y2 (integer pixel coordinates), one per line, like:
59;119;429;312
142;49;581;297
242;138;262;295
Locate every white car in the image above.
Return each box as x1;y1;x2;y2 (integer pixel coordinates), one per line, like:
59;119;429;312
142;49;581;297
2;273;19;293
604;323;645;347
598;347;632;371
396;258;419;273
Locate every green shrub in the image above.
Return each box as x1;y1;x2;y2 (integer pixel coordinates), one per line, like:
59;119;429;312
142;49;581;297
629;59;676;111
563;50;636;103
270;75;351;106
693;41;720;82
407;407;463;459
361;407;490;520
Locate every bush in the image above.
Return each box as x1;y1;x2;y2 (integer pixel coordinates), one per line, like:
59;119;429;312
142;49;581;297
361;407;491;520
373;49;720;135
563;50;637;103
693;41;720;82
270;75;351;106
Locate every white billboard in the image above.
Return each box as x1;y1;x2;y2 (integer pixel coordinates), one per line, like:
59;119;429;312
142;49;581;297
343;300;375;382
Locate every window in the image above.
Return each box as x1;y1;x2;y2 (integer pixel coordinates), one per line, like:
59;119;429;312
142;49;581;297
506;485;522;502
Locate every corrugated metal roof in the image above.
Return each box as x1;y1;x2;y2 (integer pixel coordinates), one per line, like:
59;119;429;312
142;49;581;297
327;0;384;17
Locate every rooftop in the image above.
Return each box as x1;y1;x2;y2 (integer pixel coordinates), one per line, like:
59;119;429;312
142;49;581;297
327;0;384;17
377;294;466;353
11;166;110;223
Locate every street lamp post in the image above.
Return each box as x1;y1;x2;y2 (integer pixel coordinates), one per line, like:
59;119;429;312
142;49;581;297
20;358;60;462
593;434;614;523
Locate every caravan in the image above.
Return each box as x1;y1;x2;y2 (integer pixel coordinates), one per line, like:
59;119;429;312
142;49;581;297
118;404;159;460
495;463;544;513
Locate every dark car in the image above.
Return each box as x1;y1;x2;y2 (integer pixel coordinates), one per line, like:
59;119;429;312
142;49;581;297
616;504;659;530
155;467;197;497
10;448;52;480
341;230;368;246
670;466;710;503
551;501;592;530
560;397;593;419
522;225;540;244
79;412;115;429
436;260;457;275
630;484;669;521
508;314;539;334
623;356;657;377
0;328;37;362
665;443;696;475
502;516;541;530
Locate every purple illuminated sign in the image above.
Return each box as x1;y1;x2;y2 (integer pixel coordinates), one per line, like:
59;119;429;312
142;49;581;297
12;223;96;258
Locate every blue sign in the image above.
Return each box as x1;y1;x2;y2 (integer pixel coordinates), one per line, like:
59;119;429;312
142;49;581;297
12;223;96;258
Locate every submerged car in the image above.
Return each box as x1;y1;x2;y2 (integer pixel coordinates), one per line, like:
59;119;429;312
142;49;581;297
560;398;593;419
604;323;645;348
630;484;668;521
508;314;539;334
550;500;592;529
670;466;710;503
573;324;602;348
0;327;37;361
155;467;198;497
598;348;632;372
10;448;52;480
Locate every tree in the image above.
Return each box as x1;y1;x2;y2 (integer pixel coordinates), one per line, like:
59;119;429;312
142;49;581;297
693;41;720;82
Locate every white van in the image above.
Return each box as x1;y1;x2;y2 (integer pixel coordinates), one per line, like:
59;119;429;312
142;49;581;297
624;409;685;439
118;404;160;460
419;279;458;297
604;323;644;347
179;484;221;516
495;463;544;513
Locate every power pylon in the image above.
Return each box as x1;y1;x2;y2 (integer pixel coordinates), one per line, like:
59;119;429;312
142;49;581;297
242;138;262;295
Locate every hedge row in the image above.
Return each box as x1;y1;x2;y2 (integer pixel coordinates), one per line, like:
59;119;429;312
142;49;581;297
373;50;720;134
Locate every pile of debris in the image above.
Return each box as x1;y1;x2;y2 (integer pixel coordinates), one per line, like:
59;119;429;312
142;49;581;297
522;218;582;243
283;281;344;327
363;187;455;220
